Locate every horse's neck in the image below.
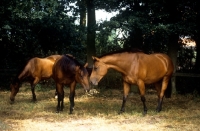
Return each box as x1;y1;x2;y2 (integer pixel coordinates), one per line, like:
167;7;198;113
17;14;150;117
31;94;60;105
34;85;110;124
101;54;128;74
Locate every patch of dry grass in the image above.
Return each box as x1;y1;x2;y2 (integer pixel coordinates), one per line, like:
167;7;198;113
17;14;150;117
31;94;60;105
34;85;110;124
1;84;200;131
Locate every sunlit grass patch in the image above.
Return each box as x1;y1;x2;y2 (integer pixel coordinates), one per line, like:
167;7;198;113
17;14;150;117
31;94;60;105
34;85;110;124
1;84;200;131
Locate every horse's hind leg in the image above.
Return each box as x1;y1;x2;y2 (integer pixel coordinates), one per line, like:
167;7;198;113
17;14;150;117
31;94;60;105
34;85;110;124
56;83;64;113
156;77;170;112
155;82;162;112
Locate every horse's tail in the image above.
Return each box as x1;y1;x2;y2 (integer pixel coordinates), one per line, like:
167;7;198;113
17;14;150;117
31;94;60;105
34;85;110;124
164;78;172;98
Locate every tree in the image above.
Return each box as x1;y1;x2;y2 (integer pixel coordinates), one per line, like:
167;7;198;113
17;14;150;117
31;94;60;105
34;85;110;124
86;0;96;67
0;0;87;88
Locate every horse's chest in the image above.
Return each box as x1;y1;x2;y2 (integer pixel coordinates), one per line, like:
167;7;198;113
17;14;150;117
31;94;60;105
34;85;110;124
63;79;74;85
123;76;137;84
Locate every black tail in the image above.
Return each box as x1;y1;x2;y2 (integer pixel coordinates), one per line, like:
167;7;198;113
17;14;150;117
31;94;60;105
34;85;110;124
165;78;172;98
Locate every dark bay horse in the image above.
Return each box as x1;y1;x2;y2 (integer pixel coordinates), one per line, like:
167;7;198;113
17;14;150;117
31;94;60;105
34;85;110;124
52;54;90;114
90;49;174;114
10;55;61;102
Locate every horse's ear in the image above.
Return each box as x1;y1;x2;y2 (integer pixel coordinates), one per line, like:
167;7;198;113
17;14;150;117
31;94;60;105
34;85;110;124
66;54;75;59
92;56;100;61
75;66;80;72
84;63;88;67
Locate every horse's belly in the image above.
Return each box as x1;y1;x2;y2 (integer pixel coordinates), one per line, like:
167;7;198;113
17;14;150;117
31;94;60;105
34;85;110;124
123;75;163;85
143;79;161;84
56;77;74;85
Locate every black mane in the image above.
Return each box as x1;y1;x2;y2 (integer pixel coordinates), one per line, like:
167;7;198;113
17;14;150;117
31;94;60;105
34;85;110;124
64;54;83;67
99;48;143;58
58;54;86;75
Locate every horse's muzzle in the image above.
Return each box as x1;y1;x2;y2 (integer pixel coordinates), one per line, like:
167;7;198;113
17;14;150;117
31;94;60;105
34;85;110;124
85;89;90;93
89;77;99;86
90;80;98;86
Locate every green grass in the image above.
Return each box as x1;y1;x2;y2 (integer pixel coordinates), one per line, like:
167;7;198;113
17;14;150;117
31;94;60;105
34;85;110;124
1;83;200;131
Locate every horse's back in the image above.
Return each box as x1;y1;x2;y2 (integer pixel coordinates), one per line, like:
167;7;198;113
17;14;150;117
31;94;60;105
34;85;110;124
133;53;174;83
25;57;54;78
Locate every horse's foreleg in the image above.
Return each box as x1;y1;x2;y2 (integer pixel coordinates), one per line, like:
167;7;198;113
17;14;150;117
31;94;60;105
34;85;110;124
137;80;147;115
31;77;40;101
119;81;130;114
69;82;76;114
60;90;64;111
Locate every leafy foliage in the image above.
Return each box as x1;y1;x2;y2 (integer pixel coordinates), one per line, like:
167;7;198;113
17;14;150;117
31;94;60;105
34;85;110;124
0;0;86;88
0;0;200;91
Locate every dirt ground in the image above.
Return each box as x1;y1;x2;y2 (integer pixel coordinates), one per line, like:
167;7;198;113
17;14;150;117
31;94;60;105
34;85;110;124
1;85;200;131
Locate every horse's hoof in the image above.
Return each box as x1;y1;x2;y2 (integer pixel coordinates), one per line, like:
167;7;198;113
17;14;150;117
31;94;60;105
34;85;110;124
142;111;147;116
118;110;124;115
156;108;161;112
10;101;14;105
32;98;37;102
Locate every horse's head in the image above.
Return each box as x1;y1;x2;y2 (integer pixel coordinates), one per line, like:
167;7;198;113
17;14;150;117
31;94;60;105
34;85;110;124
90;56;108;85
10;78;20;102
75;63;90;92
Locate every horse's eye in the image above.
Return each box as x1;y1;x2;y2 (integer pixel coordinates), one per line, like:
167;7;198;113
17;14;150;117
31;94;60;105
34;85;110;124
80;72;84;79
94;67;98;71
81;75;83;79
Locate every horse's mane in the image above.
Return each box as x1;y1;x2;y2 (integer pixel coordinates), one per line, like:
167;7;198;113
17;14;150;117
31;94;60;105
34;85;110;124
64;54;83;67
99;48;143;58
58;54;85;74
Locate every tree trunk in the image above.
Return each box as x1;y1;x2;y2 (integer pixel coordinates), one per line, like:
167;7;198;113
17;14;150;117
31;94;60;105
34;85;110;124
195;38;200;73
86;0;96;68
167;34;179;93
194;1;200;73
79;0;86;26
78;0;87;60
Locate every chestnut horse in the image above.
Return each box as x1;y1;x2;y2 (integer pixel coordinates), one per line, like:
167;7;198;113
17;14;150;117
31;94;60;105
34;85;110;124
10;55;61;102
90;49;174;115
52;54;90;114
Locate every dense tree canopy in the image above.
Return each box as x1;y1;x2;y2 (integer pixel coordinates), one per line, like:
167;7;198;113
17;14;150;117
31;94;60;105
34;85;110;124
0;0;199;91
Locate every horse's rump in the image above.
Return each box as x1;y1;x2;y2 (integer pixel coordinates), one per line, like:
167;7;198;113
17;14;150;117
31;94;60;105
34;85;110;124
46;55;61;62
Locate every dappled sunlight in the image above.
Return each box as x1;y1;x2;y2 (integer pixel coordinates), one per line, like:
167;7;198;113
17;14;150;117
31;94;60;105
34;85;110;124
179;37;196;47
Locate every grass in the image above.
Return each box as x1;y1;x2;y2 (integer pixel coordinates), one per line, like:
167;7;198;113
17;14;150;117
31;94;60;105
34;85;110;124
1;83;200;131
